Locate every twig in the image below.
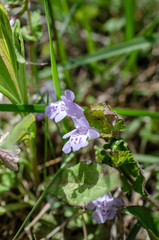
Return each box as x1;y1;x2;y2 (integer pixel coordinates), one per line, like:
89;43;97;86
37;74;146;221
24;202;51;233
81;210;88;240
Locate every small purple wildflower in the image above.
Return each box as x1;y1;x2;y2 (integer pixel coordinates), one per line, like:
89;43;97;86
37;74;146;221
62;117;99;153
86;193;123;224
45;90;84;122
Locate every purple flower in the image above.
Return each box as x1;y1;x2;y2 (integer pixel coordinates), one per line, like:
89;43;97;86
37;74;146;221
45;90;84;122
86;193;123;224
62;117;99;153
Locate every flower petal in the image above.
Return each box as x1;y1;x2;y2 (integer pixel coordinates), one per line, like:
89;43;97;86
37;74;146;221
55;111;67;123
62;141;71;154
105;206;117;220
63;129;76;139
88;128;99;139
61;97;84;118
92;208;108;224
85;202;96;210
64;89;75;101
73;117;89;129
45;105;56;119
69;134;88;152
112;197;123;207
45;101;64;119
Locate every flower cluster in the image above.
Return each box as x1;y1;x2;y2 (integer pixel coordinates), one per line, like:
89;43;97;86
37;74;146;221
45;90;99;153
86;193;123;224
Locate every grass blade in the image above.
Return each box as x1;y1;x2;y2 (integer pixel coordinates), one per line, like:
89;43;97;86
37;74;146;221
0;104;159;119
58;0;81;39
61;33;159;70
39;32;159;78
124;0;135;41
44;0;61;99
13;167;64;240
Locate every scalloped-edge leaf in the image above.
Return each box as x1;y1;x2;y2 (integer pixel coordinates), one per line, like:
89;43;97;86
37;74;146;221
84;103;118;134
49;162;119;207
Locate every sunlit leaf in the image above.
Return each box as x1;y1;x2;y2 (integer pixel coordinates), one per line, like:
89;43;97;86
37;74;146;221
0;114;36;148
84;103;120;135
0;56;21;103
49;162;119;206
0;2;21;103
13;20;28;104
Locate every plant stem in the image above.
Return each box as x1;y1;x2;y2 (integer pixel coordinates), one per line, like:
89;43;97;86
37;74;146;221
144;195;159;211
43;115;48;180
81;210;88;240
30;137;39;186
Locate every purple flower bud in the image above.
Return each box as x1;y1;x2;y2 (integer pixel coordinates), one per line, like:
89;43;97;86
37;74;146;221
86;193;123;224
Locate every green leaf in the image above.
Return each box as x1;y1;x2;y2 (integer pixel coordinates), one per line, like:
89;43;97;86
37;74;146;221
140;129;159;143
0;170;15;194
116;119;127;131
49;162;119;206
75;5;99;20
94;145;105;163
84;103;119;135
0;2;21;102
122;206;159;240
13;20;28;104
120;175;132;194
133;175;147;196
13;20;25;64
111;139;128;151
104;17;125;33
44;0;61;99
0;114;36;148
113;152;139;178
134;154;159;164
0;56;21;103
21;10;42;42
0;202;31;216
126;222;142;240
60;33;159;70
112;151;135;167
